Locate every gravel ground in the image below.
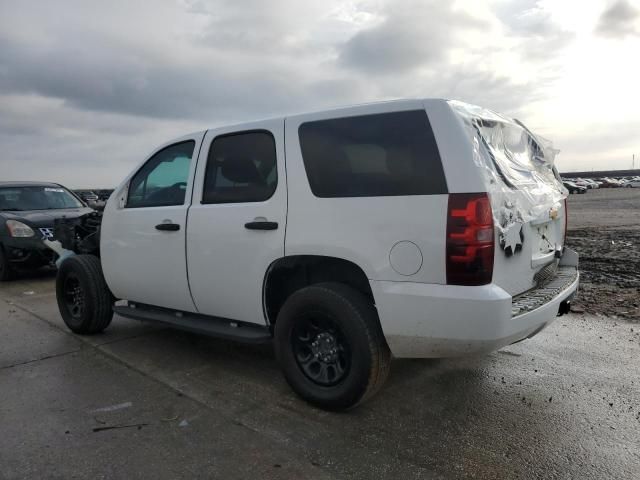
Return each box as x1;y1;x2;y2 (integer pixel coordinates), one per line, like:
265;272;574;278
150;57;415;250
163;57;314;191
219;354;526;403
566;188;640;320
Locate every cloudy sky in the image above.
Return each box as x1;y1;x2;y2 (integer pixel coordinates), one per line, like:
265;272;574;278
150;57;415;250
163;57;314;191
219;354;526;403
1;0;639;187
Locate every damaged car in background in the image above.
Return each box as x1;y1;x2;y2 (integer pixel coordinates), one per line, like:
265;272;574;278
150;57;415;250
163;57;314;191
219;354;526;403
74;189;106;210
0;182;93;280
47;99;579;410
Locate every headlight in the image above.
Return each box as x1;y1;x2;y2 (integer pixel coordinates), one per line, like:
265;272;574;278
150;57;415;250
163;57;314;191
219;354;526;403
6;220;35;238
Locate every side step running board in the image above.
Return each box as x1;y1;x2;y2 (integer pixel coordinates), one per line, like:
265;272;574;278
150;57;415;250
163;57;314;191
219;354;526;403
113;304;272;344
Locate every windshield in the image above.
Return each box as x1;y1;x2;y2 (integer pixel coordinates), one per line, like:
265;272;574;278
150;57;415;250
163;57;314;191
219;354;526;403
0;186;84;211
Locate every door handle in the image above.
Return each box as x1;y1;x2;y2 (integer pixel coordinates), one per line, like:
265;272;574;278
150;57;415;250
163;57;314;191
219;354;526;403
244;221;278;230
155;223;180;231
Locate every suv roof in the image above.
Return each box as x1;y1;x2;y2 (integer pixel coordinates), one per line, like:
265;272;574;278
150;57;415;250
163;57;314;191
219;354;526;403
180;98;450;141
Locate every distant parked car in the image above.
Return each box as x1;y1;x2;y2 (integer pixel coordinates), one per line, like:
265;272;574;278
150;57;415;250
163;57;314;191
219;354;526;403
0;182;93;280
563;181;587;194
573;178;594;189
584;179;600;188
599;178;621;188
623;179;640;188
74;190;106;210
94;189;114;201
74;190;99;203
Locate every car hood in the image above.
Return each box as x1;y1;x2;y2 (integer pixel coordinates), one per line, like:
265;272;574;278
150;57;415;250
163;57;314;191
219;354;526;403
1;208;94;227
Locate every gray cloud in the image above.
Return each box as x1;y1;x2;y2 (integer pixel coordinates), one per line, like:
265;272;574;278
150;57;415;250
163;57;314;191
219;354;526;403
0;34;363;122
190;0;338;55
0;0;371;123
596;0;640;37
0;0;634;187
431;70;544;114
496;1;574;60
339;1;486;74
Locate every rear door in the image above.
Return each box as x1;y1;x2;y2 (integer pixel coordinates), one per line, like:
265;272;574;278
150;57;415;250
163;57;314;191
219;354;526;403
101;135;203;312
186;120;286;324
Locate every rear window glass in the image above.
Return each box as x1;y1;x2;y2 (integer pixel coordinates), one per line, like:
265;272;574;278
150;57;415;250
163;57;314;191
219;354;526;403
473;119;545;190
202;131;277;204
298;110;447;197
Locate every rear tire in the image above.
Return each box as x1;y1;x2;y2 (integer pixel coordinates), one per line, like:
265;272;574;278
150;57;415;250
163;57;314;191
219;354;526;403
0;245;15;282
274;282;390;411
56;255;113;334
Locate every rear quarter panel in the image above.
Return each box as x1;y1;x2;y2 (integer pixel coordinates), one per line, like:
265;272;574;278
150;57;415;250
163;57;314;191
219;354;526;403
285;100;468;284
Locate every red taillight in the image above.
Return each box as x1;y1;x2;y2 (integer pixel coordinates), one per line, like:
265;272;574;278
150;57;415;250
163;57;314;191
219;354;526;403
446;193;494;285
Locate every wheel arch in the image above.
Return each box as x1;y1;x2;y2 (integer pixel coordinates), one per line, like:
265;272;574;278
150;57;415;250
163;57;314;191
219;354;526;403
262;255;375;327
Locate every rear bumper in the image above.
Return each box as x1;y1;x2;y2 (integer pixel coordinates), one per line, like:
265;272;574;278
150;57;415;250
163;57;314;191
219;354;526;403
371;249;579;358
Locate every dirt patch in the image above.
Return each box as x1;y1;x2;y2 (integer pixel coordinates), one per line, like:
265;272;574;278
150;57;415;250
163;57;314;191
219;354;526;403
565;188;640;320
567;229;640;320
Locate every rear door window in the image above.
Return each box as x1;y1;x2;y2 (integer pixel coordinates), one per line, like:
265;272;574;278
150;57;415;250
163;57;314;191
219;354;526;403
298;110;447;197
202;131;277;204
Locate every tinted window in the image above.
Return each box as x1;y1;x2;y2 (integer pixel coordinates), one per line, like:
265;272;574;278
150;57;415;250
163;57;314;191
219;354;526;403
202;131;277;204
298;110;447;197
127;141;195;208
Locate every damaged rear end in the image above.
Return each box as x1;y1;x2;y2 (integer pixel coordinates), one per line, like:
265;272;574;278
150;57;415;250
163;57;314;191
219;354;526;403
449;101;579;319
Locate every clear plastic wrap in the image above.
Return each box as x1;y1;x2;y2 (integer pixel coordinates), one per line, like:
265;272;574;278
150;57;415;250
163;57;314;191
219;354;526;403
448;100;568;234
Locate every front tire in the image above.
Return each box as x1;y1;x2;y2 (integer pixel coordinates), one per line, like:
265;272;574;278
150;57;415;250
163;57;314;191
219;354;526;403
0;245;15;282
274;283;390;411
56;255;113;334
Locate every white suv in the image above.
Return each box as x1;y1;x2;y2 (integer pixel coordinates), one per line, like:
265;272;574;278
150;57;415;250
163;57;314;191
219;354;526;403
52;99;579;410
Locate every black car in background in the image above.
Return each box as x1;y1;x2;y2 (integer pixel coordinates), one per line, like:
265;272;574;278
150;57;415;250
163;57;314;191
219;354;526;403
0;182;93;280
562;180;587;194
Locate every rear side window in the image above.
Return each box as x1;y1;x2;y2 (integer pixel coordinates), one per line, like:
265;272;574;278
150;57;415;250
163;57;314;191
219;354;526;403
202;131;277;204
127;141;195;208
298;110;447;197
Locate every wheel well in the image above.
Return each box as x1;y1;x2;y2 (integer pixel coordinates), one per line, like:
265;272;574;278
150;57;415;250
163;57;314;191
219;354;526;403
263;255;374;326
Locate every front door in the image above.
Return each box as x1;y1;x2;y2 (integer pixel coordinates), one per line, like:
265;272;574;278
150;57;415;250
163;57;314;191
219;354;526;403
187;120;286;324
101;134;203;312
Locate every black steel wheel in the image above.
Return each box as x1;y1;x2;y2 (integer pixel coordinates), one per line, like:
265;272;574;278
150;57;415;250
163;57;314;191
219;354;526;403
292;313;350;386
62;272;85;319
275;282;390;411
